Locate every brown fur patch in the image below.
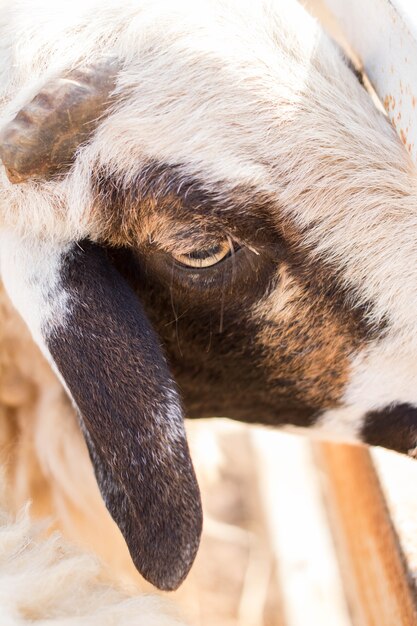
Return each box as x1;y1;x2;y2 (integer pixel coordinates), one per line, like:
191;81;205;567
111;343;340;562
93;163;381;427
254;265;355;409
92;163;278;251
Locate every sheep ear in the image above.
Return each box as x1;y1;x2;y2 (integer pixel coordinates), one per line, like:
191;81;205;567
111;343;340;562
0;237;202;591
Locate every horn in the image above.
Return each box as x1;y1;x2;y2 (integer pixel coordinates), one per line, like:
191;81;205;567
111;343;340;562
0;57;120;183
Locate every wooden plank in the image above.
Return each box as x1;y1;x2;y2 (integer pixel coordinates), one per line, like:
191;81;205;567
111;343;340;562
372;447;417;584
324;0;417;163
314;442;417;626
252;431;351;626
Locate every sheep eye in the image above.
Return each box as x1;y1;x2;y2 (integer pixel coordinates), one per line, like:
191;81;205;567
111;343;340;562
172;240;234;269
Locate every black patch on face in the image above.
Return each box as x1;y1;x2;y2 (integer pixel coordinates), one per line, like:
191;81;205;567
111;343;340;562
45;241;202;591
362;403;417;454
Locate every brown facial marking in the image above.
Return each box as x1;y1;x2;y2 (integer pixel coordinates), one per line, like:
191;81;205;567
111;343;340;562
92;162;381;428
92;162;278;250
253;265;357;410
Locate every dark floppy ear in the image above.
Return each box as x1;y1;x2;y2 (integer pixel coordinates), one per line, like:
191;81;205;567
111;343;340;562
1;238;202;591
52;241;203;590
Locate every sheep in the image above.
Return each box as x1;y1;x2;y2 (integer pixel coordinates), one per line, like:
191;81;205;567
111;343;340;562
1;0;417;593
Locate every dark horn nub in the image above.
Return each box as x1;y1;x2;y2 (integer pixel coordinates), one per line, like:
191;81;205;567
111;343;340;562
0;57;120;183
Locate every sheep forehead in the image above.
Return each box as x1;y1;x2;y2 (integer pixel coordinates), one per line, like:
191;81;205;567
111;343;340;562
0;0;312;242
87;4;329;189
1;0;333;179
1;0;359;234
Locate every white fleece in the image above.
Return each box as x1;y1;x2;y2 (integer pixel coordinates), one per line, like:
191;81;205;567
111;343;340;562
0;477;188;625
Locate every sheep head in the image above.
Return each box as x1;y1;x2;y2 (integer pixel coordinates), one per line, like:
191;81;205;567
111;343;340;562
2;0;417;594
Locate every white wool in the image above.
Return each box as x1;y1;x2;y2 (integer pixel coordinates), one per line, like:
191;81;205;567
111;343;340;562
0;485;187;625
